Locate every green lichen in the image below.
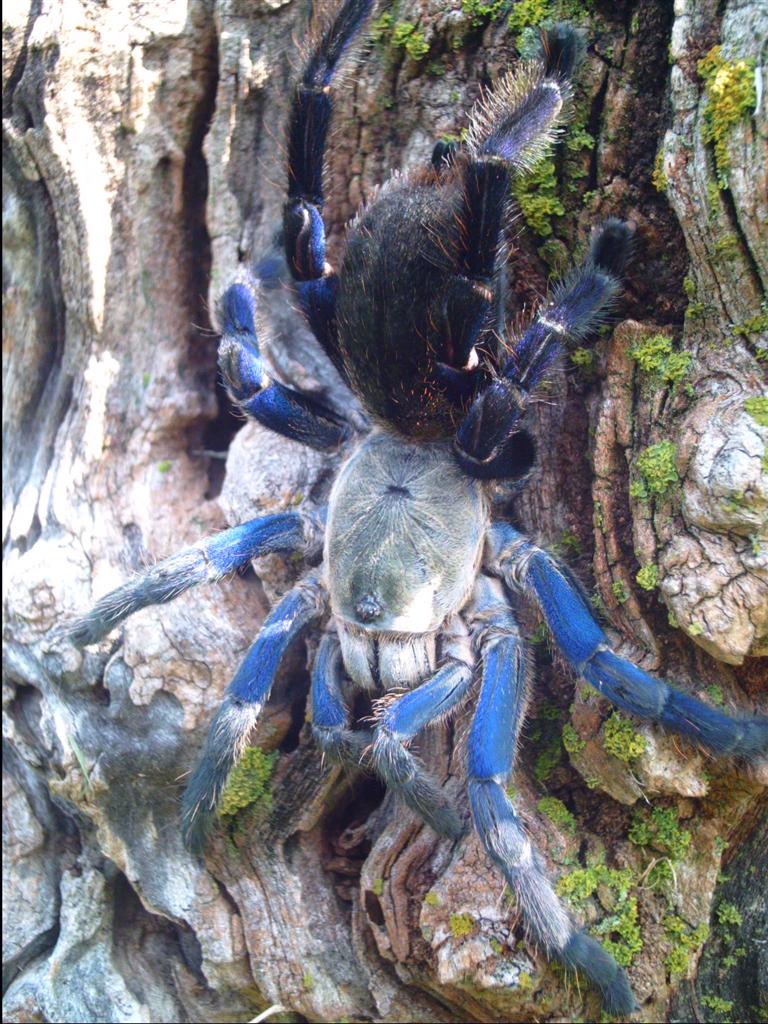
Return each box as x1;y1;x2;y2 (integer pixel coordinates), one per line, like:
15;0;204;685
512;157;565;237
530;703;564;783
714;234;739;260
629;333;692;387
636;564;659;591
731;307;768;340
611;580;629;605
489;937;504;954
603;712;646;763
701;995;734;1016
646;858;674;891
302;971;314;991
716;901;742;928
557;865;641;967
556;529;582;556
630;333;673;374
744;395;768;427
664;915;709;976
706;684;725;707
562;723;586;755
538;237;569;273
538;796;577;834
157;460;172;474
449;912;475;938
534;735;562;783
628;805;691;861
556;864;633;904
391;21;430;61
423;890;440;907
462;0;506;28
652;149;668;192
508;0;550;34
632;441;679;500
219;746;278;818
570;347;596;371
370;12;394;45
593;894;643;967
371;878;384;897
682;275;705;321
698;46;757;186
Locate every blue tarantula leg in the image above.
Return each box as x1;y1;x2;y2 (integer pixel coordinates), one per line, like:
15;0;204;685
502;218;635;392
67;510;322;648
311;630;371;767
371;617;475;840
284;0;374;376
218;281;349;449
466;575;637;1015
488;523;768;761
453;219;634;480
182;572;327;852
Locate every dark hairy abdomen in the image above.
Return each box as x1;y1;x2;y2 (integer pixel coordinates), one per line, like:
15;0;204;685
336;179;476;438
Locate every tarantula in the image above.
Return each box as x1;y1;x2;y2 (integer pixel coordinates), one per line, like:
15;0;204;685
68;1;768;1015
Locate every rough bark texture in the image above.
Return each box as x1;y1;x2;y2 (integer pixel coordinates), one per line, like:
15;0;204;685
3;1;766;1022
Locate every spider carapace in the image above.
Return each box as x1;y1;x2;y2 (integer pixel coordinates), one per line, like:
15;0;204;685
69;1;768;1014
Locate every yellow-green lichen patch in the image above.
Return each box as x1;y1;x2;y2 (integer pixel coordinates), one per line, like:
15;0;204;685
391;21;429;61
716;901;742;929
652;149;668;192
562;722;586;755
570;346;596;373
628;805;691;861
630;441;679;500
611;579;629;605
556;864;642;967
701;994;734;1017
731;306;768;341
602;712;646;763
219;746;278;818
697;46;757;186
714;234;739;260
537;796;577;835
636;564;659;591
423;890;440;908
744;396;768;428
706;684;725;707
629;333;692;387
371;878;384;897
461;0;506;28
664;915;709;976
512;156;565;237
449;912;475;939
507;0;551;35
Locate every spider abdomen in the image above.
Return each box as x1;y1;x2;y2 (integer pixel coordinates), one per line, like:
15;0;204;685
325;431;488;688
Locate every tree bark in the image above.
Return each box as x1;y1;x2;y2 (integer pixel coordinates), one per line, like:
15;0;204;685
3;1;766;1022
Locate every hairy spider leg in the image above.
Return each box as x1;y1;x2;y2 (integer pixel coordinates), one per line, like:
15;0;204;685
434;25;577;407
311;630;372;766
489;523;768;760
66;511;321;648
284;0;375;379
217;282;349;449
465;575;637;1015
371;617;475;840
503;218;634;393
454;218;634;480
182;573;327;852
